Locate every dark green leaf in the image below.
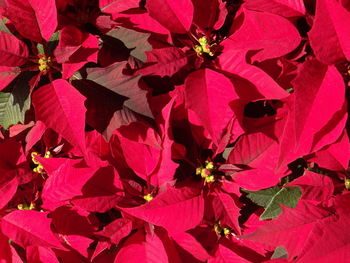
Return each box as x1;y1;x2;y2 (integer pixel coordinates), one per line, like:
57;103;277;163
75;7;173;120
0;74;31;129
244;186;302;220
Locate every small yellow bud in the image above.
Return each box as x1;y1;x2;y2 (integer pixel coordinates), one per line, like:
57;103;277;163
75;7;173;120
201;168;211;178
17;202;35;210
31;152;40;165
38;56;51;73
31;151;51;174
223;228;231;236
198;36;209;45
143;194;153;202
205;161;214;170
345;179;350;190
205;175;215;183
214;224;221;236
194;45;203;55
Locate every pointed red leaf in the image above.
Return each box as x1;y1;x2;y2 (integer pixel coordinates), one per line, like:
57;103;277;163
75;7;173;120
227;128;280;171
184;69;243;147
26;246;60;263
1;210;64;249
308;0;350;64
292;60;347;153
121;186;204;233
212;192;241;233
0;32;28;67
39;158;99;210
0;174;18;209
32;79;87;155
192;0;227;30
295;194;350;263
233;168;280;191
4;0;57;42
244;0;306;17
96;218;132;245
225;8;301;61
218;50;290;100
137;47;188;77
209;244;251;263
286;171;334;202
241;201;331;260
114;230;169;263
146;0;193;33
171;232;211;262
309;131;350;171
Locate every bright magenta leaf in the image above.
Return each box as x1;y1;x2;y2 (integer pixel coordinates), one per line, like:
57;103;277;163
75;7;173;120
211;192;241;234
4;0;57;42
233;168;280;191
96;218;132;245
146;0;193;34
32;79;87;155
286;171;334;203
114;230;169;263
137;47;188;77
1;210;64;249
121;186;204;233
241;201;331;260
308;0;350;64
39;158;99;210
184;69;243;148
244;0;306;17
0;32;28;67
292;60;347;153
224;8;301;61
308;131;350;171
295;194;350;263
26;246;60;263
218;50;290;100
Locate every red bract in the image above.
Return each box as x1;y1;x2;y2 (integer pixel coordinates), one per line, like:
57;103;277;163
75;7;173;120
0;0;348;262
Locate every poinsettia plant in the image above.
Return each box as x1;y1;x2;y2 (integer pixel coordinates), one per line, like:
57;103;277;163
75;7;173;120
0;0;348;262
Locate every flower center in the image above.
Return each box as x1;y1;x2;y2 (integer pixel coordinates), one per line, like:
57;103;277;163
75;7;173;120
194;36;215;57
38;56;51;73
31;151;51;174
196;161;216;183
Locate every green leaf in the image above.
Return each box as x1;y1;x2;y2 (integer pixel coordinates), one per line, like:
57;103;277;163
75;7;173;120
271;246;288;259
244;186;302;220
107;27;152;63
37;44;45;55
0;19;12;35
0;74;31;129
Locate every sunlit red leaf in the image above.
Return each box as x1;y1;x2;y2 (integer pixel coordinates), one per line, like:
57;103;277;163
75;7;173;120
4;0;57;42
1;210;64;249
121;186;204;233
32;79;87;155
0;32;28;67
146;0;194;33
309;0;350;64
